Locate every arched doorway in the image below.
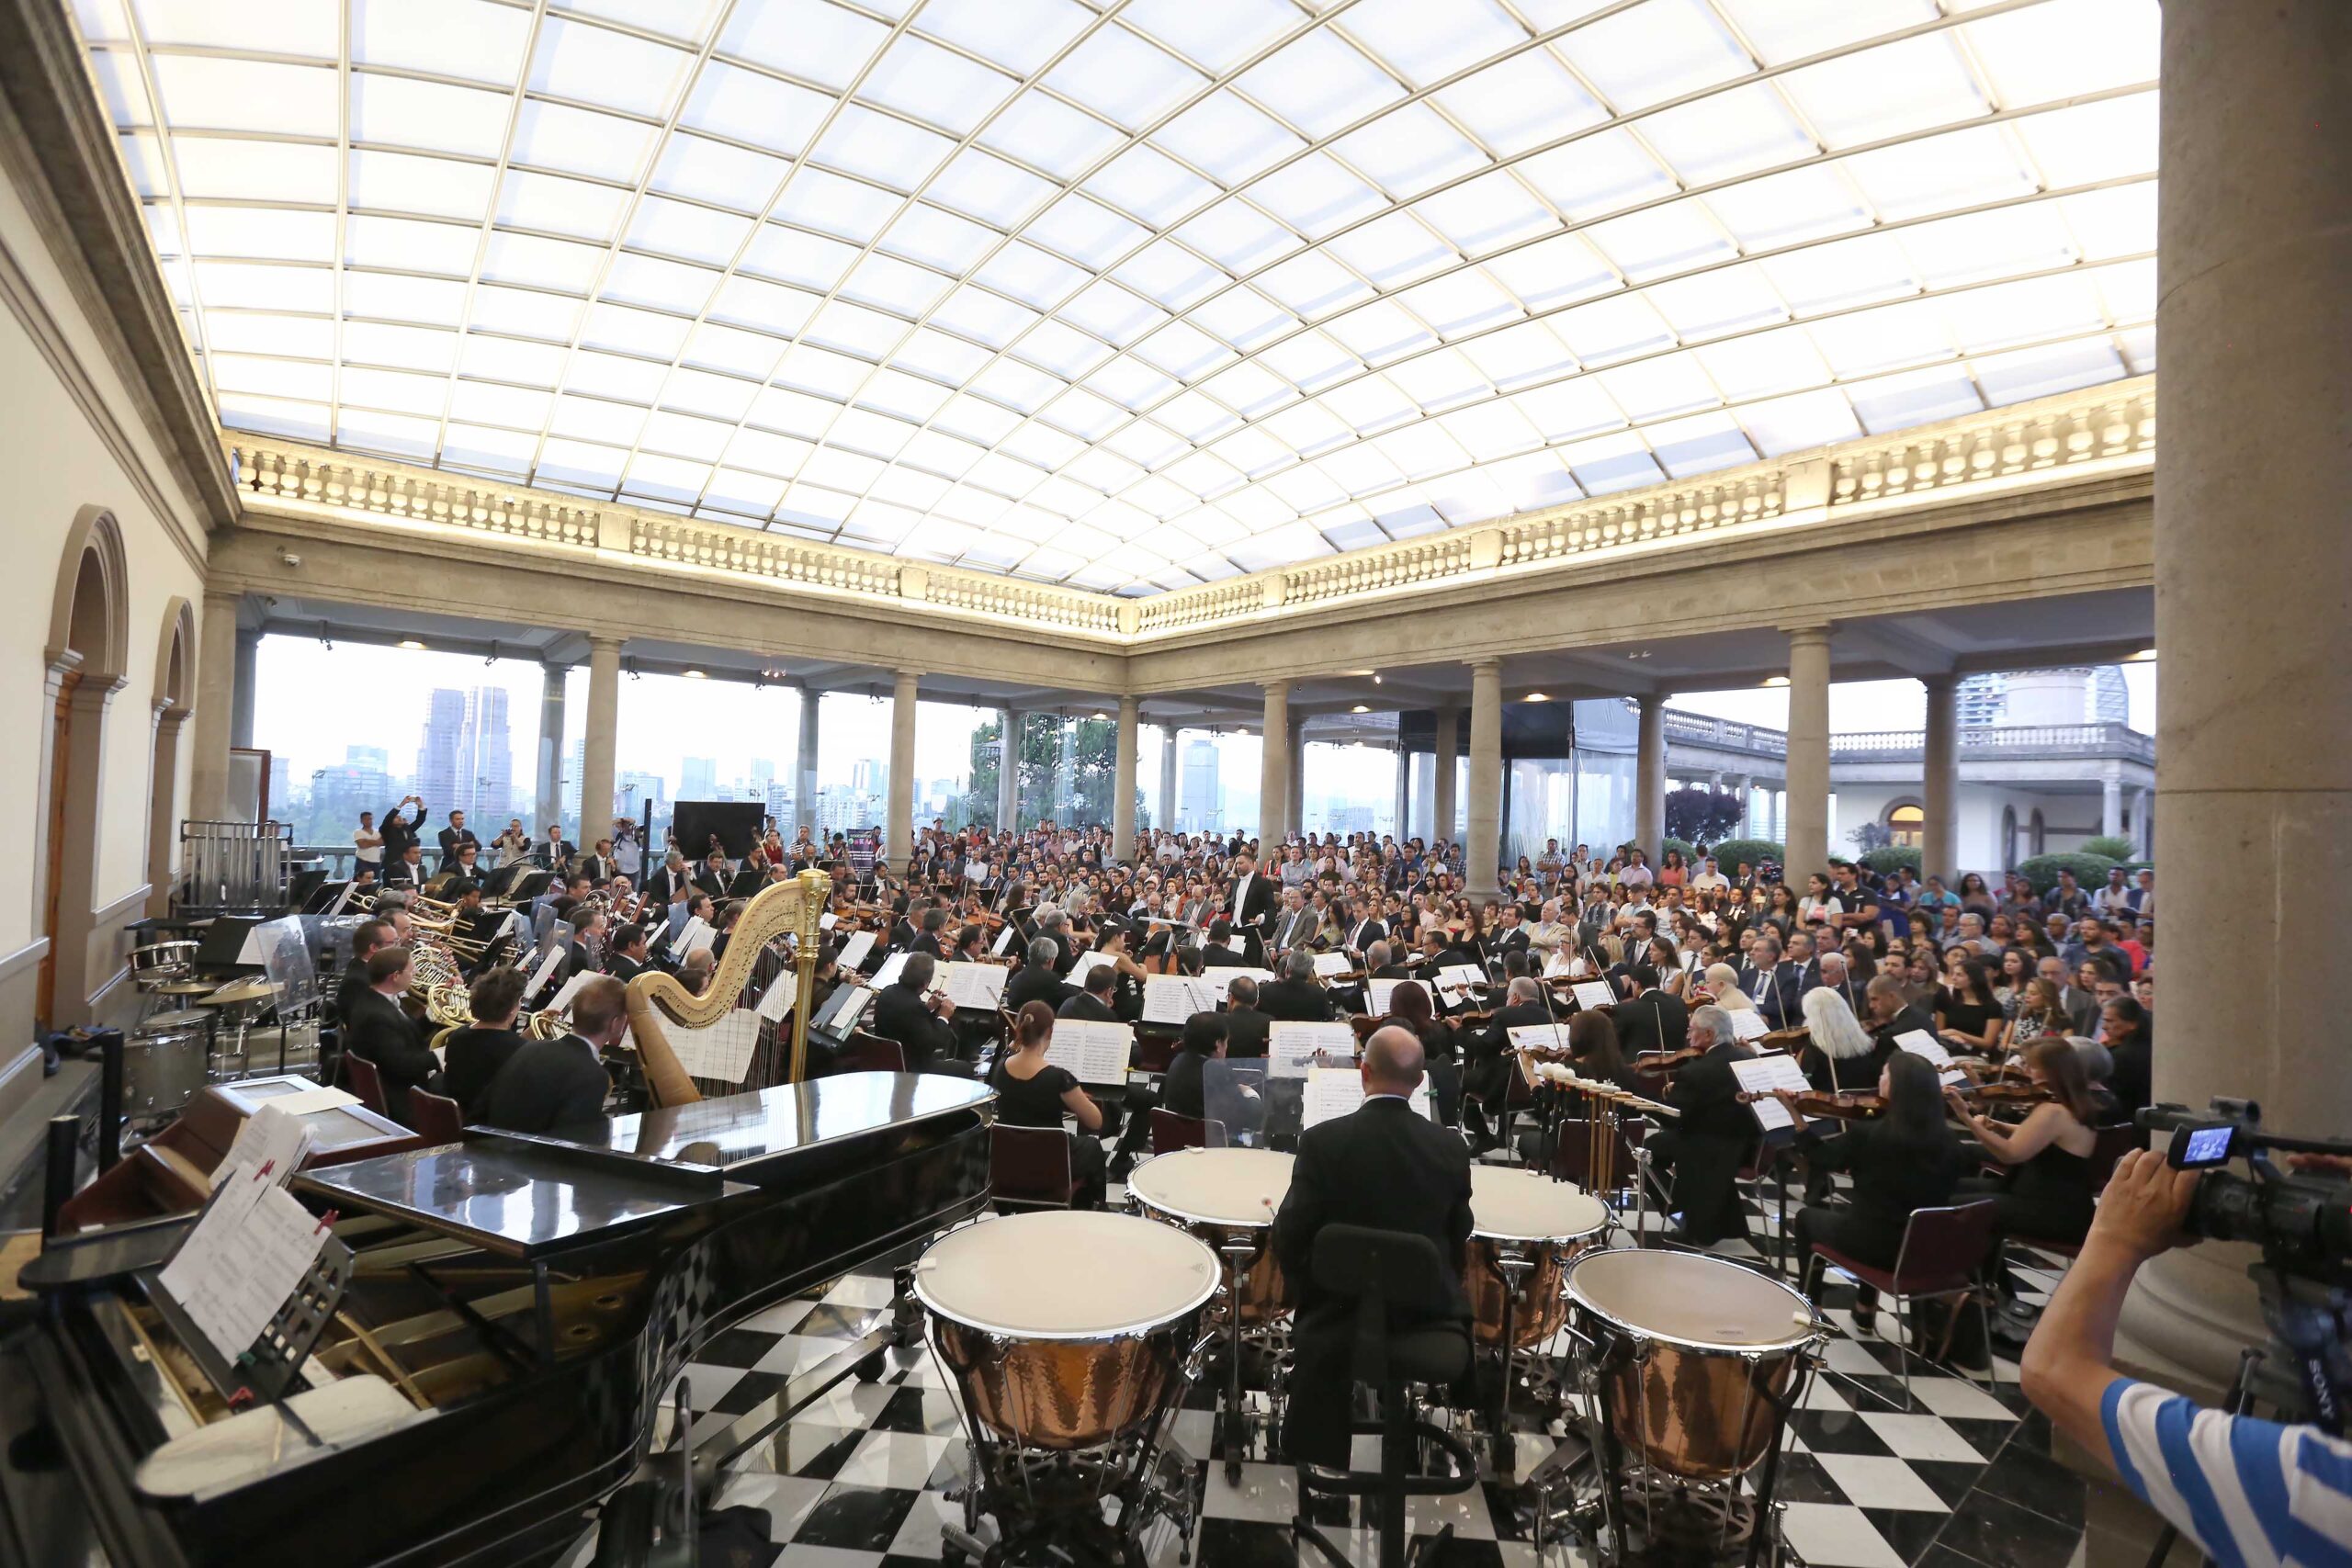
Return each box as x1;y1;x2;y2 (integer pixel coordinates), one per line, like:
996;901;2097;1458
40;508;128;1029
147;599;196;917
2029;808;2047;858
1883;801;1926;849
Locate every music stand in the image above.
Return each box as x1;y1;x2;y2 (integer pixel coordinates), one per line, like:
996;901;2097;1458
141;1185;355;1417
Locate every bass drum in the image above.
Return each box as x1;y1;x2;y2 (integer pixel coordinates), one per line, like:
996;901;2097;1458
1464;1165;1609;1349
917;1211;1217;1450
1565;1248;1821;1480
124;1010;213;1121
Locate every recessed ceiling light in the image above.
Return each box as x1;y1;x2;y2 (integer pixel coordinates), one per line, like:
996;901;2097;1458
1762;675;1790;688
1092;710;1110;720
2128;648;2157;662
1371;674;1383;684
396;639;425;650
1350;704;1370;714
683;669;707;679
1525;693;1549;703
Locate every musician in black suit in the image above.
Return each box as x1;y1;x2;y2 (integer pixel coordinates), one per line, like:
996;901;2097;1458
1258;950;1336;1021
1864;973;1936;1055
1463;976;1552;1148
437;966;530;1122
1273;1026;1474;1468
871;953;966;1075
605;923;651;984
1611;964;1689;1058
342;946;441;1127
436;810;481;874
1056;963;1121;1023
1221;976;1271;1059
1227;850;1277;955
1641;1005;1756;1247
910;907;949;958
1008;938;1076;1013
334;918;398;1024
478;976;621;1134
1159;1010;1227;1122
1199;917;1251;970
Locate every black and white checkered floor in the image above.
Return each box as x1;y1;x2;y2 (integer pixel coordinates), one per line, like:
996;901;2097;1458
624;1169;2092;1568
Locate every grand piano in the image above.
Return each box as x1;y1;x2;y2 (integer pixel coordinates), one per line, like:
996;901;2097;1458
1;1071;993;1568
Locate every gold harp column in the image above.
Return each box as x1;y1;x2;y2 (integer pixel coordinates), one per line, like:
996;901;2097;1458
789;865;831;1083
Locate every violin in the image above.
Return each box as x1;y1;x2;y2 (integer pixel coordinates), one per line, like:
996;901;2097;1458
1735;1087;1887;1120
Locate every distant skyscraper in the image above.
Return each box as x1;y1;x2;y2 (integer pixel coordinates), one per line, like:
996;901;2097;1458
415;689;466;811
616;771;668;822
561;739;584;826
458;686;512;822
2089;665;2130;725
750;758;775;790
266;755;292;819
1955;673;2007;728
681;756;718;799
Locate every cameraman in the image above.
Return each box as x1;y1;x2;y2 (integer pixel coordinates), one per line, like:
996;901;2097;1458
2019;1149;2352;1564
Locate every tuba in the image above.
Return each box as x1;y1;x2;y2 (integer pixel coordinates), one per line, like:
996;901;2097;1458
625;867;831;1107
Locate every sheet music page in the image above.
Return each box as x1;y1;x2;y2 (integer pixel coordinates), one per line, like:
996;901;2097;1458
1366;977;1402;1015
266;1086;359;1116
1570;981;1617;1011
544;971;593;1017
1268;1021;1357;1078
1064;950;1115;988
1507;1023;1569;1054
823;987;874;1035
1301;1066;1431;1127
819;910;838;931
523;941;567;1002
1045;1020;1133;1083
1729;1010;1770;1042
1311;951;1352;978
1728;1054;1812;1132
1227;967;1277;989
159;1170;330;1363
1436;964;1485;995
1142;975;1205;1025
991;924;1015;956
835;930;876;969
209;1105;315;1190
667;1009;762;1084
755;972;799;1023
1894;1029;1968;1086
869;951;910;991
941;962;1009;1011
677;917;716;957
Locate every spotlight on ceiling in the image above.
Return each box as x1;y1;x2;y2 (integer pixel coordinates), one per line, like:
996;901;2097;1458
1762;675;1790;688
1525;692;1549;703
683;669;707;679
2128;648;2157;662
396;639;425;650
1372;673;1383;684
1092;711;1110;721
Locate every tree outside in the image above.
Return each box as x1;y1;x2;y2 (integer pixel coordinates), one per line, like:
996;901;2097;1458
947;715;1148;833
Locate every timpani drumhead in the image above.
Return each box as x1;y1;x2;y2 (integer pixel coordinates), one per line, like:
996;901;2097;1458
915;1213;1218;1339
1566;1249;1817;1351
1470;1165;1609;1243
1126;1147;1295;1228
137;1009;213;1034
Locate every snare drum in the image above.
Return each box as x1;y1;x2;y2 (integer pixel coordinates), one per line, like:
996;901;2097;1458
124;1010;214;1120
1125;1147;1295;1325
128;941;196;987
1565;1249;1822;1480
917;1211;1218;1450
1465;1166;1609;1348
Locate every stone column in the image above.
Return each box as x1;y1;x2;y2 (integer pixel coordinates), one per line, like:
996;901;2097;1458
1465;660;1503;901
1732;773;1752;836
1634;694;1666;861
535;662;568;833
187;589;240;821
1433;705;1459;843
1393;739;1409;840
1113;697;1140;863
2123;0;2352;1397
1259;682;1290;843
1286;716;1306;835
1158;722;1179;831
998;708;1023;832
2100;765;2124;839
229;627;259;750
2134;787;2154;858
1922;673;1960;884
1783;626;1832;875
888;671;919;858
795;688;820;834
580;636;621;845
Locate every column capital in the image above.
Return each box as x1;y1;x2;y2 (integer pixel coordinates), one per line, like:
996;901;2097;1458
586;633;624;653
1919;671;1961;694
1780;622;1833;645
1467;656;1503;676
1261;678;1291;696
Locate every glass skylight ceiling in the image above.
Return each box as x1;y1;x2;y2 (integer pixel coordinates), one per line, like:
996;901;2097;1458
78;0;2159;595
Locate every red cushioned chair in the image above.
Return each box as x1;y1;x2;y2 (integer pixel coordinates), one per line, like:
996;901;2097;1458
405;1088;465;1144
989;1124;1079;1213
1811;1199;2001;1409
341;1054;388;1118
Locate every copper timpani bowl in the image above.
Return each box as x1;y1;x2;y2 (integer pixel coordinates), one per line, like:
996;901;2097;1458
1464;1165;1611;1349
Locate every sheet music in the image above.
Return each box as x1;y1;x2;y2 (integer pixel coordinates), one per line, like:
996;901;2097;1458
1366;977;1405;1014
523;941;567;1003
1268;1021;1356;1078
1310;951;1352;978
835;930;876;969
158;1168;331;1363
820;986;873;1035
991;923;1015;956
1302;1066;1432;1128
869;952;910;991
1435;963;1485;995
677;916;716;957
1570;981;1617;1011
1045;1020;1133;1083
1729;1053;1812;1132
941;962;1008;1011
666;1009;763;1084
755;972;799;1023
1729;1010;1770;1042
1894;1029;1968;1086
264;1086;359;1116
1142;975;1216;1025
1507;1023;1569;1054
210;1105;315;1190
1064;950;1115;989
1227;966;1277;988
544;971;593;1017
819;910;838;931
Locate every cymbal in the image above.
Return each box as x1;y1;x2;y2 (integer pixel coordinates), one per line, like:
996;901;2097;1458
201;977;282;1006
150;979;220;996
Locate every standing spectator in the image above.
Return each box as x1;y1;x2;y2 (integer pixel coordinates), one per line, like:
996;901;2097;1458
353;810;383;879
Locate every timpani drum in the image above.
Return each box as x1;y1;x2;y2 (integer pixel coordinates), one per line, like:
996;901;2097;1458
916;1211;1218;1451
1465;1166;1610;1349
1125;1147;1295;1325
124;1010;213;1121
1564;1249;1822;1480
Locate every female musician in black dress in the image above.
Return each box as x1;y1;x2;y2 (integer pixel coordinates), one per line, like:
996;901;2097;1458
1948;1037;2101;1255
1781;1051;1965;1324
1382;978;1460;1124
1567;1007;1641;1096
987;1001;1108;1209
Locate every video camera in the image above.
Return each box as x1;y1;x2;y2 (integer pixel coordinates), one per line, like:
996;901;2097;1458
2139;1098;2352;1431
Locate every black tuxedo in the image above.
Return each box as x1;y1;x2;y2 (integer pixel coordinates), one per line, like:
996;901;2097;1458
1228;873;1277;931
438;1024;526;1121
1223;1003;1271;1060
1341;918;1385;954
1613;988;1689;1058
872;980;959;1073
1648;1040;1755;1246
1006;964;1074;1016
1056;991;1121;1024
1871;1002;1938;1056
342;987;439;1127
437;827;480;872
478;1034;611;1133
1489;927;1531;961
1258;977;1335;1022
1201;944;1251;970
1273;1097;1474;1466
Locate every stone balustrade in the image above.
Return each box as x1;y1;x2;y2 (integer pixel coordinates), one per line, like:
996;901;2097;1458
226;374;2154;647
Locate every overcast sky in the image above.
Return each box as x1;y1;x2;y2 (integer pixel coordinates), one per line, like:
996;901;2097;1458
253;636;2155;801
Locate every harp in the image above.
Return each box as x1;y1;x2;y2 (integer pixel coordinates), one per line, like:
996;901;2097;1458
625;866;831;1107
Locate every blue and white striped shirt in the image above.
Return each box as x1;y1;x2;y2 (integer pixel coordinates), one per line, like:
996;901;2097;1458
2101;1378;2352;1566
